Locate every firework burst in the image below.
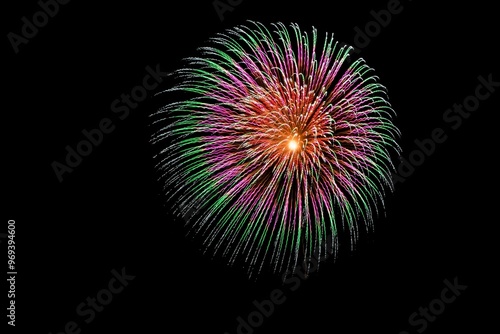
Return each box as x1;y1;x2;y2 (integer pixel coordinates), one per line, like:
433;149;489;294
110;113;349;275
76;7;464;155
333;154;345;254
151;21;401;276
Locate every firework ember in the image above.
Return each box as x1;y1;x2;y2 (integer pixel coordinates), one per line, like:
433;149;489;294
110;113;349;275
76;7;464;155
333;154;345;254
151;21;401;276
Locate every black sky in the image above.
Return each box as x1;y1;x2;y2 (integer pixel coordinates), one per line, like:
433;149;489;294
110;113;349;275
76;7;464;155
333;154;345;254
4;0;499;333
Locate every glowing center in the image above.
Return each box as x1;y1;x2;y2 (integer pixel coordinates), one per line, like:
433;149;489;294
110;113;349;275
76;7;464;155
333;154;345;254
288;140;299;151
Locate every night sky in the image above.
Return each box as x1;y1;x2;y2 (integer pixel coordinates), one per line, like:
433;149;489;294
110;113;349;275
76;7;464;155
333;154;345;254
4;0;498;333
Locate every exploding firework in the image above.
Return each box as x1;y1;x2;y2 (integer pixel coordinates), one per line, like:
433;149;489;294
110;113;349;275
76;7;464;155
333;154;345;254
151;21;400;276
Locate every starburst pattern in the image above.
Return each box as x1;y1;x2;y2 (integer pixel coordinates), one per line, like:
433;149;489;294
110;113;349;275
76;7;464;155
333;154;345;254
151;21;400;276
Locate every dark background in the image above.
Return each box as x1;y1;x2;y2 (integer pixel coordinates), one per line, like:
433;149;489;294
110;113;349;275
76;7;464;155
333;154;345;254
4;0;498;333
